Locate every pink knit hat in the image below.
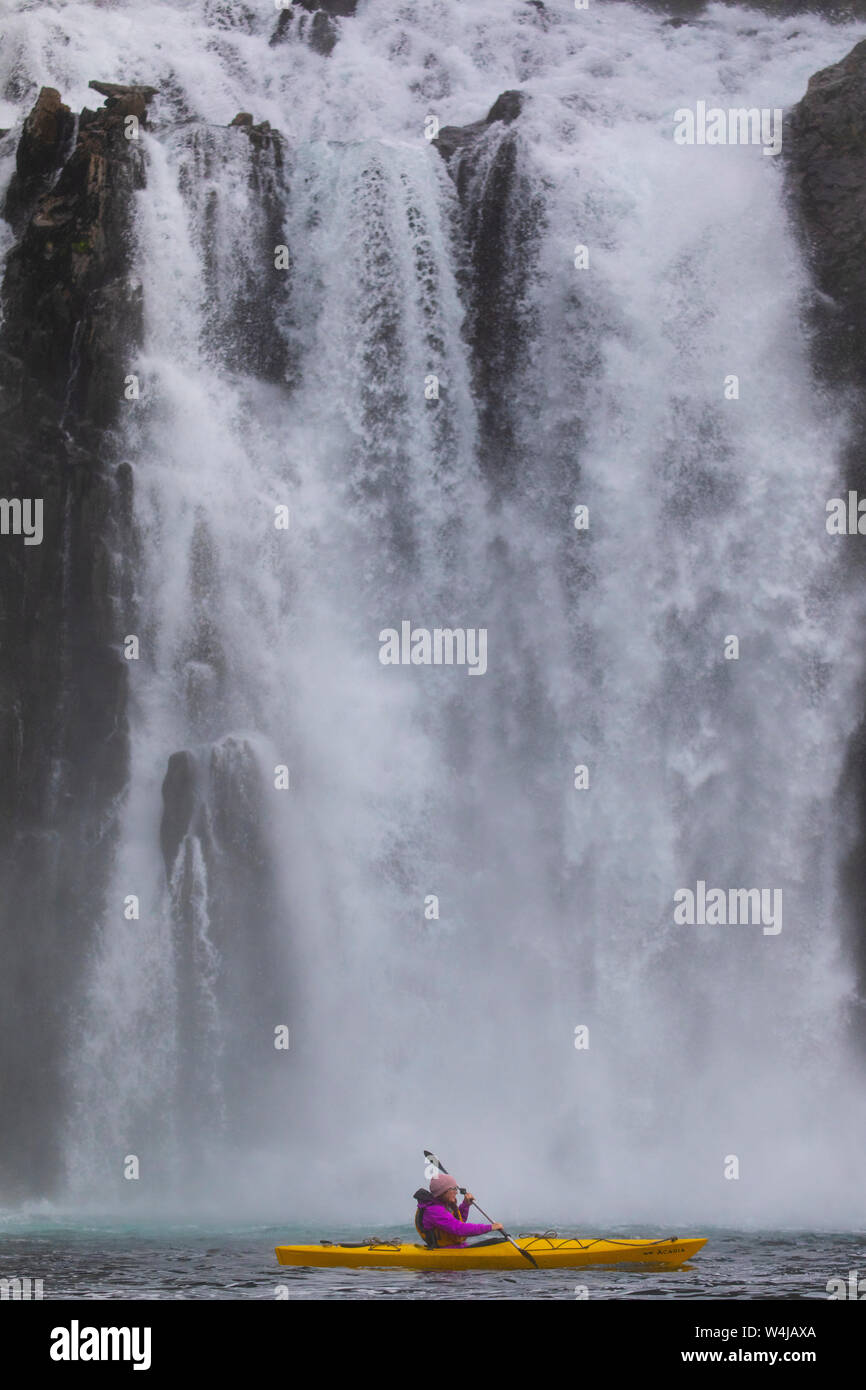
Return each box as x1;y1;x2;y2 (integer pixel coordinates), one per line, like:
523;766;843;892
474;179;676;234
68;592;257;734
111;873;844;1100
430;1173;459;1199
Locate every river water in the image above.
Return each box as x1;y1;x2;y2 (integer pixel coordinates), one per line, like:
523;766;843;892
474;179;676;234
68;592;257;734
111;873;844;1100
2;1218;863;1300
1;0;866;1274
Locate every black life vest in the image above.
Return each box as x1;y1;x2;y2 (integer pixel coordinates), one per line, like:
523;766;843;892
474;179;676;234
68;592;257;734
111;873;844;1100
413;1187;465;1248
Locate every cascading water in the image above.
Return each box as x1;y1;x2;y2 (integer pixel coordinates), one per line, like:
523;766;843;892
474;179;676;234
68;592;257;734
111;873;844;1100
2;0;866;1228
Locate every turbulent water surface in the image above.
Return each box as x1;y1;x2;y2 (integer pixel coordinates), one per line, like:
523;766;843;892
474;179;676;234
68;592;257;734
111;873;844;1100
2;0;866;1289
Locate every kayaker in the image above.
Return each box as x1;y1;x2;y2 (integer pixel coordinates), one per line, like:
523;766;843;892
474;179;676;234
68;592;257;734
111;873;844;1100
415;1173;504;1249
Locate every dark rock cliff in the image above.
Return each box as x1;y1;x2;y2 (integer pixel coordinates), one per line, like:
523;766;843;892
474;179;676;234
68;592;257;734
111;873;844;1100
0;84;149;1198
0;77;291;1195
787;41;866;1031
3;87;75;234
159;737;286;1150
787;42;866;393
434;90;544;486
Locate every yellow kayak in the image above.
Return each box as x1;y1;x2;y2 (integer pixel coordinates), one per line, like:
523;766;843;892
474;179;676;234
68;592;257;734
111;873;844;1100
275;1234;707;1271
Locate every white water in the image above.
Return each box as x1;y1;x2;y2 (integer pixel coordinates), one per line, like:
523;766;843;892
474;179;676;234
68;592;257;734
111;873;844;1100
3;0;866;1227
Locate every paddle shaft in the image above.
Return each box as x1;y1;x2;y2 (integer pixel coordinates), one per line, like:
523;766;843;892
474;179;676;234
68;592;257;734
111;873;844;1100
423;1149;539;1269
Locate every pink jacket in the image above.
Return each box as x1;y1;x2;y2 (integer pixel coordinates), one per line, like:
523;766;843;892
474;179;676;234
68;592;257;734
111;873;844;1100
421;1196;493;1247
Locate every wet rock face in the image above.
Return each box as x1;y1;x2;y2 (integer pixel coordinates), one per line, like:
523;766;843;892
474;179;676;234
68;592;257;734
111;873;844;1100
2;86;151;430
787;37;866;1025
0;84;150;1199
787;39;866;387
202;118;287;382
160;739;271;885
161;752;201;879
0;78;153;835
309;12;340;55
434;90;526;165
160;737;284;1143
3;87;75;233
229;112;283;159
271;0;357;54
434;91;541;485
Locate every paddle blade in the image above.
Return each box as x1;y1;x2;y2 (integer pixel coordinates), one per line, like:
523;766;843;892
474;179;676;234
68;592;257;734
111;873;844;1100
423;1150;446;1183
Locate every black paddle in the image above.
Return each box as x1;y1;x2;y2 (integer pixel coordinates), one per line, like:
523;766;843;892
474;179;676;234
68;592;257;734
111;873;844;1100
424;1148;539;1269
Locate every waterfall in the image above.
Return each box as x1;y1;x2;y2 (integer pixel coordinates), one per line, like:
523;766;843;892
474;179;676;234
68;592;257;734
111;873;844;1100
2;0;866;1226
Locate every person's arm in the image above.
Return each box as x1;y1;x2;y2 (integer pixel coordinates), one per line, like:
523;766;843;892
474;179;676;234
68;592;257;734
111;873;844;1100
425;1203;492;1238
